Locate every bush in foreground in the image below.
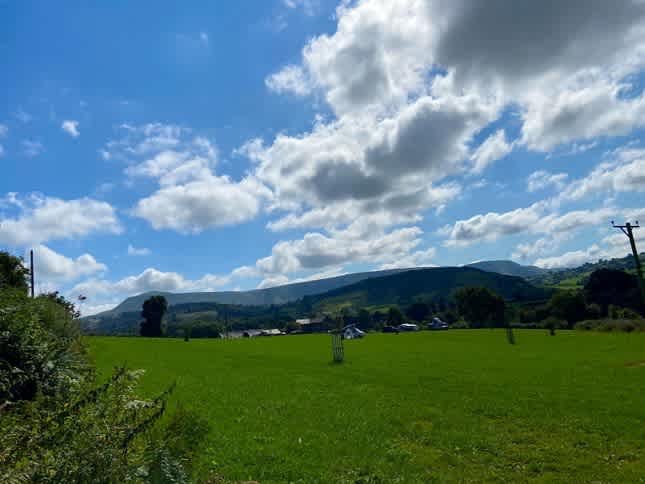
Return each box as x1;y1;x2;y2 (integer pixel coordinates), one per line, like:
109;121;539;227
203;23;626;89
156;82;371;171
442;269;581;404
0;288;205;483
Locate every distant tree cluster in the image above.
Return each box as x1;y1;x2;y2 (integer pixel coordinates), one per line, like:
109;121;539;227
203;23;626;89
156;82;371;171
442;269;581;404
140;295;168;337
455;286;506;328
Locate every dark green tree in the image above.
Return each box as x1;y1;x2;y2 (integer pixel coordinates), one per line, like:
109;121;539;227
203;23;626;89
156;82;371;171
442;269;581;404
455;286;505;328
387;306;404;325
406;302;430;322
584;269;642;315
0;251;29;291
548;290;587;327
140;295;168;337
357;308;373;330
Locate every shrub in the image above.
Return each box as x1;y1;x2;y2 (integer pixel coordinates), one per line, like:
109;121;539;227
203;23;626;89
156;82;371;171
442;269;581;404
0;287;200;483
574;319;645;332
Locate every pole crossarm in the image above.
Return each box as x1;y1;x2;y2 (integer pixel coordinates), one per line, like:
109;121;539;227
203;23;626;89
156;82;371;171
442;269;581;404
611;221;645;307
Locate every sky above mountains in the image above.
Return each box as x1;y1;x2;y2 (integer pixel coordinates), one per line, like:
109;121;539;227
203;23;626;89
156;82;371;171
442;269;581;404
2;0;645;315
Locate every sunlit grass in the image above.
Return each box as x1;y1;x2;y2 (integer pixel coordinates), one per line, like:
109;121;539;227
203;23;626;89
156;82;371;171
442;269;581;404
88;330;645;482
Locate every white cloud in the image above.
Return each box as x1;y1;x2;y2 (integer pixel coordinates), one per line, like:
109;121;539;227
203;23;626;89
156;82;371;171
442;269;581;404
30;245;106;282
561;151;645;201
127;244;151;256
71;267;231;300
132;174;270;233
534;245;602;269
253;223;425;277
255;0;645;238
378;247;436;270
521;80;645;151
527;170;568;192
61;120;80;138
266;65;311;96
0;194;122;246
257;274;290;289
443;204;616;247
470;130;512;174
0;124;7;137
103;123;268;232
21;140;43;157
282;0;319;16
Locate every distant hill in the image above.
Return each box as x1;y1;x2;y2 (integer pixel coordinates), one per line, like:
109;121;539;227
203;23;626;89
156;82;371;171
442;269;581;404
466;260;547;278
306;266;550;313
527;252;644;288
86;268;409;319
81;266;550;335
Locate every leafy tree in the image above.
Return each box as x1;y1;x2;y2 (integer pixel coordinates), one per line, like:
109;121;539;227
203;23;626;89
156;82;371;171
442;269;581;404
357;308;373;330
542;316;567;335
140;295;168;337
0;251;29;292
584;269;642;315
455;286;506;327
406;302;430;322
548;290;588;327
387;306;404;325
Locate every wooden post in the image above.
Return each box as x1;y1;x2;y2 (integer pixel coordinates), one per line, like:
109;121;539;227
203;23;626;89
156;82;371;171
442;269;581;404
30;249;34;298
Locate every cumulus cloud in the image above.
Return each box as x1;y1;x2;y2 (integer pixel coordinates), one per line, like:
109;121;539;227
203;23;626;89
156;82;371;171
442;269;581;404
266;65;311;96
561;150;645;201
0;194;122;246
132;175;270;233
255;0;645;237
252;223;425;279
102;123;270;232
521;81;645;151
127;244;151;256
71;267;231;300
61;120;80;138
534;245;602;269
527;170;568;192
470;130;512;174
30;245;106;282
443;204;615;247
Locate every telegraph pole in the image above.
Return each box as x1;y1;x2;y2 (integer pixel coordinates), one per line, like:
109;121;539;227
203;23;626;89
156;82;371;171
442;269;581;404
30;249;35;298
612;221;645;306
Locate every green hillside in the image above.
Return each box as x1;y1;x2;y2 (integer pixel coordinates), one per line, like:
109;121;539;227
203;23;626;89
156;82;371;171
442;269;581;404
528;252;644;289
466;260;547;278
308;266;550;313
81;266;550;335
89;268;407;317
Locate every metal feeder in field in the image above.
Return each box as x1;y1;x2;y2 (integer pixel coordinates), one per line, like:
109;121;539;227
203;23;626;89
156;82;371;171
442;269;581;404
331;330;344;363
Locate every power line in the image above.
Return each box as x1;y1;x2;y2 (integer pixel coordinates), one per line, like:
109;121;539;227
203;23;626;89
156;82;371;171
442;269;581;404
611;221;645;306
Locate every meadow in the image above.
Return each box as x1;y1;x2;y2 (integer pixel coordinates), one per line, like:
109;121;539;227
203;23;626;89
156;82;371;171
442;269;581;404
88;331;645;483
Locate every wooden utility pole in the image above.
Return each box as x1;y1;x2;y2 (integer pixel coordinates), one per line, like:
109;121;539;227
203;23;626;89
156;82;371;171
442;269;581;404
30;249;35;298
612;221;645;306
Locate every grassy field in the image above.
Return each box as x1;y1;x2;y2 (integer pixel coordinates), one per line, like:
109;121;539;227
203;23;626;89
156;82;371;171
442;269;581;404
88;331;645;483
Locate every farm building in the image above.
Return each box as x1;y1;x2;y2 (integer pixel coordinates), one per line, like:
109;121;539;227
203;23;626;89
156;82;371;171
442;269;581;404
295;316;329;333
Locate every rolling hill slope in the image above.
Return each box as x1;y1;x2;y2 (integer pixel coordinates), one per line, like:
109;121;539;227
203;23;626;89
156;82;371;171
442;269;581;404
307;266;551;312
82;266;550;334
466;260;547;278
86;268;409;318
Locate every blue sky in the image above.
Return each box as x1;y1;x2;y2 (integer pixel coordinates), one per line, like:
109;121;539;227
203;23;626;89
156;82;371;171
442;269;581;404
2;0;645;314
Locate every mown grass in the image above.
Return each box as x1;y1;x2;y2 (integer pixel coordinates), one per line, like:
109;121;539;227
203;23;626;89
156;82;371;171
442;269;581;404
87;330;645;483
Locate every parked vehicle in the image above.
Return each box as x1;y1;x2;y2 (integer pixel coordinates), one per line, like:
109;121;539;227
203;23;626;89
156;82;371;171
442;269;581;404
382;325;399;334
428;317;449;330
343;324;366;339
397;323;419;332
